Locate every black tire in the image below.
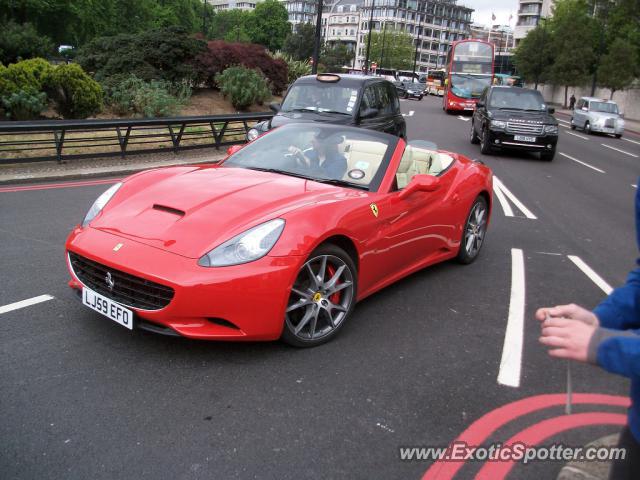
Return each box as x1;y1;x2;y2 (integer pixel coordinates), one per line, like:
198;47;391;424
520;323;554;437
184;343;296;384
615;134;622;139
480;126;493;154
570;118;576;130
584;121;592;134
281;244;357;347
470;120;480;144
457;196;489;264
403;92;409;99
540;148;555;161
418;95;423;101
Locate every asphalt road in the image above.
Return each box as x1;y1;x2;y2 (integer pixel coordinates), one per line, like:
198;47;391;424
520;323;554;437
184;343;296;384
1;96;638;480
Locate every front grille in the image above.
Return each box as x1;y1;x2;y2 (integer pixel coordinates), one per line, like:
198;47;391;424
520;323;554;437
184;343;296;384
604;118;615;128
507;122;544;135
69;251;174;310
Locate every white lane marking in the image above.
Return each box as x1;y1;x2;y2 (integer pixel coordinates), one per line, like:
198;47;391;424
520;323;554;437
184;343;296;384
0;294;54;315
565;131;589;140
623;138;640;146
601;143;639;158
498;248;526;388
633;184;638;189
493;177;537;219
568;256;613;295
493;181;514;217
536;251;563;256
457;115;471;121
560;124;570;129
557;118;571;125
559;152;605;173
402;110;415;117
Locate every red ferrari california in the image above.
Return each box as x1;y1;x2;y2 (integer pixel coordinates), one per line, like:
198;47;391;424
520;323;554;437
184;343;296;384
66;123;493;346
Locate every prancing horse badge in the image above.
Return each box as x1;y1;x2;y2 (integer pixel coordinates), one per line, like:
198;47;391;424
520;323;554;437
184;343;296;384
370;203;379;218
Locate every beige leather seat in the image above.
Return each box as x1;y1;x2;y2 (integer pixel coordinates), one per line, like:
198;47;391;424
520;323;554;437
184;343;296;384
395;145;434;188
428;153;453;175
341;140;387;183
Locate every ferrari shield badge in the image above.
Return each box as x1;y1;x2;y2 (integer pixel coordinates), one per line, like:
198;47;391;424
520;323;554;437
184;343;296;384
370;203;379;218
113;243;123;252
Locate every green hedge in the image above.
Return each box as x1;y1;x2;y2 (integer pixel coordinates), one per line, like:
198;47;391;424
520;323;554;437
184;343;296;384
215;66;271;111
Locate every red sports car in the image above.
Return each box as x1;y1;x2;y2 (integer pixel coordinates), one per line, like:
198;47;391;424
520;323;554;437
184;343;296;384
66;123;493;346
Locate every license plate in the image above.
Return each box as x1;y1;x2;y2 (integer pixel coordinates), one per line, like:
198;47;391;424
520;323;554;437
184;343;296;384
514;135;537;142
82;287;133;330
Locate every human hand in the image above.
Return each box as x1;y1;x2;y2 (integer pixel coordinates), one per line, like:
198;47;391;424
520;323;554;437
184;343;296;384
539;317;597;362
535;304;599;327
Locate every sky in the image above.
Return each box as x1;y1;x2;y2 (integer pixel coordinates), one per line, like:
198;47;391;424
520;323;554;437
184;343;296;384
463;0;520;28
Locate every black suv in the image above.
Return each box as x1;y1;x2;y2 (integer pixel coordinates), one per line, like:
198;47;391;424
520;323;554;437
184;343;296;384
470;86;558;161
247;74;406;141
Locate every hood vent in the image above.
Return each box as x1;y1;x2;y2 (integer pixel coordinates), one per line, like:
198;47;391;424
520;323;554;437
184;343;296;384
152;204;185;217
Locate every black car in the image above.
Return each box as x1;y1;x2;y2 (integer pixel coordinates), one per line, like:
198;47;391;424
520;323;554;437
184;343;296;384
247;74;407;141
402;81;424;100
470;86;558;161
393;81;409;99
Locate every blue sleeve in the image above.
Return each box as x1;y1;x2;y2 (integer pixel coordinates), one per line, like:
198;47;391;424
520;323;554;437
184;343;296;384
324;154;348;179
597;335;640;379
594;267;640;330
593;181;640;330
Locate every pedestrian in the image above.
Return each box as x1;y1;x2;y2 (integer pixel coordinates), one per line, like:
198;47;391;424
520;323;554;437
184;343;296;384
569;94;576;110
535;180;640;479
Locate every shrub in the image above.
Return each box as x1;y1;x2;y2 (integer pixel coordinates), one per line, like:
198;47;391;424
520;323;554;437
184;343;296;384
77;27;205;85
215;66;271;110
271;52;311;84
0;22;55;65
0;58;52;97
45;64;103;119
102;74;190;118
1;90;48;120
196;41;288;95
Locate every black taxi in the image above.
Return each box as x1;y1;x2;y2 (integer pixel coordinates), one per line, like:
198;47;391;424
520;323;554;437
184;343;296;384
247;74;407;141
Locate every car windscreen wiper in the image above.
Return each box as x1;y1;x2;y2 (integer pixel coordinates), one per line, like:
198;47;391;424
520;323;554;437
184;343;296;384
282;108;319;113
244;166;316;181
314;178;369;190
315;110;351;116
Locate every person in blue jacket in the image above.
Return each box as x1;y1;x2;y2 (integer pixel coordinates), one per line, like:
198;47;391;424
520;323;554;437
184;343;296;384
536;182;639;479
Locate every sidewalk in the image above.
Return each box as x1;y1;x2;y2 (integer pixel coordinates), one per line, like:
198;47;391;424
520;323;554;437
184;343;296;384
0;147;227;185
553;106;640;136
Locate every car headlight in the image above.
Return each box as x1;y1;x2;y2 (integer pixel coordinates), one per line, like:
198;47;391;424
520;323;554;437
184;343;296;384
543;125;558;134
247;128;260;141
617;119;625;127
198;219;285;267
491;120;507;129
82;182;122;227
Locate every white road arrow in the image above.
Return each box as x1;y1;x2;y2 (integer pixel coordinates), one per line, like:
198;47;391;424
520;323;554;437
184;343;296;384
457;115;471;121
402;110;414;117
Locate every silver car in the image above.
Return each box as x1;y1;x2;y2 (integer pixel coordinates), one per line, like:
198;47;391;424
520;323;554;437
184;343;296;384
571;97;625;138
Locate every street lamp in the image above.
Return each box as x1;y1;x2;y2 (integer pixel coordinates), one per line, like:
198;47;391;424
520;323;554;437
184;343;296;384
379;21;387;70
312;0;325;74
364;0;375;74
411;1;424;82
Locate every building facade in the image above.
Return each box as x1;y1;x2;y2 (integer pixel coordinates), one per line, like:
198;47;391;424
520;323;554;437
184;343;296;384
322;0;362;59
207;0;261;11
354;0;473;72
514;0;554;45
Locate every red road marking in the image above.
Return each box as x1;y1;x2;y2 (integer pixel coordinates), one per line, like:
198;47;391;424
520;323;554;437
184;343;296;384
0;178;121;193
475;412;626;479
422;393;630;480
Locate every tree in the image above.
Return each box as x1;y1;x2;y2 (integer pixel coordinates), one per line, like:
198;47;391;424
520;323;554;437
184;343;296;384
283;23;315;61
0;21;55;64
210;9;252;41
246;0;290;52
603;0;640;78
320;43;354;72
513;24;553;88
548;0;598;107
363;29;414;70
597;37;638;99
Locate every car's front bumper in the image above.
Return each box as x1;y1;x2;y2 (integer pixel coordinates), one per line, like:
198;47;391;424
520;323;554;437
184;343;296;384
487;130;558;151
66;226;303;340
589;123;624;135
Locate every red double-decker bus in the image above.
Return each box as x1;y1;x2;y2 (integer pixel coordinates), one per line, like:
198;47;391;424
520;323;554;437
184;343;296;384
443;40;494;113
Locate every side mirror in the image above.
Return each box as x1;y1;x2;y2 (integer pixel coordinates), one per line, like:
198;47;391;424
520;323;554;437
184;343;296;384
359;107;379;120
398;174;440;200
548;107;555;114
269;102;281;113
226;144;243;156
476;101;484;108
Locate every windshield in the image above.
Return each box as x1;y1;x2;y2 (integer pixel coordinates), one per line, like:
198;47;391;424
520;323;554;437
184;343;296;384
403;82;421;89
450;74;492;99
223;124;394;191
488;89;546;110
280;84;360;115
590;101;619;114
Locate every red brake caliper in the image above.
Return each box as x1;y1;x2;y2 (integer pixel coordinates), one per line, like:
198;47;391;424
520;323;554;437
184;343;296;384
326;265;341;304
